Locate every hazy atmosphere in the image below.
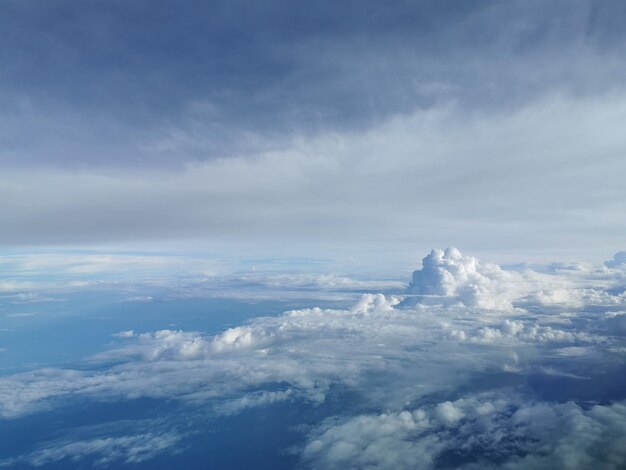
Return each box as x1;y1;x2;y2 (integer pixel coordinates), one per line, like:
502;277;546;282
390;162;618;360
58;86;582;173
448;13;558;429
1;1;626;469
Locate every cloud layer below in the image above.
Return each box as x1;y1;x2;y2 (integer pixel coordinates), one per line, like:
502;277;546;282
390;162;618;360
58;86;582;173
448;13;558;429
1;248;626;467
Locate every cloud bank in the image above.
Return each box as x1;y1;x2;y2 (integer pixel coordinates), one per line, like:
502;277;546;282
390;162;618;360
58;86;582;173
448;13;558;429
0;248;626;469
302;392;626;470
1;249;626;467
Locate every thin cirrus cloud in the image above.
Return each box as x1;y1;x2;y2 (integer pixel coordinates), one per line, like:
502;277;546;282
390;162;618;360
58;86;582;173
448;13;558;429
0;431;182;468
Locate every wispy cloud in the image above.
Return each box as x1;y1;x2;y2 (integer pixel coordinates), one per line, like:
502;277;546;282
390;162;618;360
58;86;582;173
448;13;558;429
1;431;182;468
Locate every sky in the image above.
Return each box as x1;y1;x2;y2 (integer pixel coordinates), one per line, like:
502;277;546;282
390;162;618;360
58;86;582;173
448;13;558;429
1;0;626;265
1;4;626;468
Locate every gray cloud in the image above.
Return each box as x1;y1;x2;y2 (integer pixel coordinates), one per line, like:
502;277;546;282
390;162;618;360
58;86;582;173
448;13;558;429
2;0;626;168
1;92;625;258
606;252;626;269
1;1;626;254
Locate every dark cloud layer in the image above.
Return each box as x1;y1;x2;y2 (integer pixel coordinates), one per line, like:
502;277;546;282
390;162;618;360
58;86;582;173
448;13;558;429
2;0;626;167
1;1;626;254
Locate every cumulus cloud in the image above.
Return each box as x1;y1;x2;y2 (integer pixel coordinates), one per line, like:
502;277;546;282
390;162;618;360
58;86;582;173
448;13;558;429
302;392;626;470
211;326;258;353
458;319;605;345
0;282;618;420
406;248;523;309
404;248;626;311
521;255;626;310
99;330;211;361
1;249;626;468
606;252;626;269
527;287;626;309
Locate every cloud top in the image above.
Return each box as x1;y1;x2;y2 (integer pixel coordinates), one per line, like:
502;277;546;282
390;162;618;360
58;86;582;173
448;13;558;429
606;251;626;269
406;247;518;309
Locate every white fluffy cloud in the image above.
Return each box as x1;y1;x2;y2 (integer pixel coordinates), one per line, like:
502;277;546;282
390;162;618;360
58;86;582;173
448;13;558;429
404;248;626;312
406;248;525;309
302;392;626;470
0;284;619;420
1;249;626;468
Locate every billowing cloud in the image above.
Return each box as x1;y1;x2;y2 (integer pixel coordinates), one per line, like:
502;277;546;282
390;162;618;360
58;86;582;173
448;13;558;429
1;249;626;467
406;247;522;309
606;252;626;269
302;392;626;470
1;254;623;420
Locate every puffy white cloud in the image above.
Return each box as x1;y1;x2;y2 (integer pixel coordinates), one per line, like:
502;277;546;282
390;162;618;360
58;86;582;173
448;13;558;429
99;330;211;361
2;249;626;468
302;392;626;470
529;288;613;309
434;401;465;426
0;286;616;421
454;319;606;345
211;326;258;353
302;409;439;470
406;248;523;309
350;293;401;314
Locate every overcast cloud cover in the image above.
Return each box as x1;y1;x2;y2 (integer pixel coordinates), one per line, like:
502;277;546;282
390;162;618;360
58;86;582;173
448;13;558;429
1;1;626;469
1;0;626;260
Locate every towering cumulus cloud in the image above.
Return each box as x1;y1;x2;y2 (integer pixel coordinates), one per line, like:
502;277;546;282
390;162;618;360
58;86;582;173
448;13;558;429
406;248;519;309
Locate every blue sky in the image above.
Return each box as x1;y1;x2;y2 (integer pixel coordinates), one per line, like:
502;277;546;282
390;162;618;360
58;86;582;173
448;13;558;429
1;0;626;263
